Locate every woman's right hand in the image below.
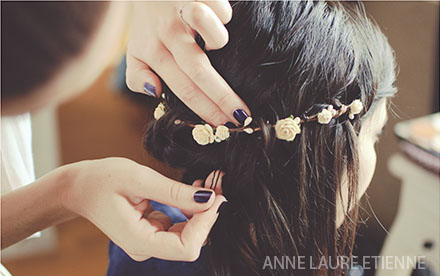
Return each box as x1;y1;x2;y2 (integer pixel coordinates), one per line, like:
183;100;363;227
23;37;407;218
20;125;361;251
62;157;226;261
126;1;251;126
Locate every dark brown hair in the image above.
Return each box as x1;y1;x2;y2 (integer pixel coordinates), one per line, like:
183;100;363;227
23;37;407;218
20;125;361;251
145;1;396;276
1;1;110;100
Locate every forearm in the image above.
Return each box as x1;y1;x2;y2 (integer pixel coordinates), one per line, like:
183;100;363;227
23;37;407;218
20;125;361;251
1;165;77;249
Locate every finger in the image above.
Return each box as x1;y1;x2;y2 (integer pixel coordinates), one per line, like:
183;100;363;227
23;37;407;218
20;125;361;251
168;222;186;234
182;179;205;218
162;34;251;126
192;179;203;188
184;172;223;218
133;198;150;213
128;166;218;213
126;253;152;262
181;2;229;50
112;200;173;262
145;210;173;232
143;195;227;261
200;0;232;25
96;196;156;261
126;53;162;97
180;195;227;257
106;198;174;262
142;202;155;217
148;50;231;126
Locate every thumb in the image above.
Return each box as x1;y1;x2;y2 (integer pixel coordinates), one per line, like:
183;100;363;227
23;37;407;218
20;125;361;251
183;170;224;219
181;195;228;252
133;167;217;213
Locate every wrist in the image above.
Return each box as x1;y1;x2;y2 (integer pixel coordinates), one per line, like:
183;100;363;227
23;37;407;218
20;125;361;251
54;163;81;220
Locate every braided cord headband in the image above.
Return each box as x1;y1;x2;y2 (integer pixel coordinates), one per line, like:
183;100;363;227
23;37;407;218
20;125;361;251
153;99;363;146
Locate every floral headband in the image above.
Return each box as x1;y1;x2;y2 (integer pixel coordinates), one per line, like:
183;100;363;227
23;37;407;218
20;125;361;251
153;99;363;146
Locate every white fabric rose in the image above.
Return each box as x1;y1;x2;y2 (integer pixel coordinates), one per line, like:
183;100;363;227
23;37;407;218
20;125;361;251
192;124;215;145
153;103;165;120
317;107;333;124
214;125;230;142
275;117;301;141
349;99;363;119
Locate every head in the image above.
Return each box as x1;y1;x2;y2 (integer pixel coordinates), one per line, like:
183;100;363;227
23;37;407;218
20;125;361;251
145;1;396;276
1;1;127;115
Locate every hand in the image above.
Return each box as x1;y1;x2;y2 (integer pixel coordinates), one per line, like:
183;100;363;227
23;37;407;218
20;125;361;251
181;169;225;220
62;157;226;261
125;1;251;126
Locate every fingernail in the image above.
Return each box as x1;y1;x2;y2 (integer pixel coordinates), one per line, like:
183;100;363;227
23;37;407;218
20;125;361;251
233;109;249;125
193;190;213;203
217;201;228;213
224;121;236;129
143;83;156;97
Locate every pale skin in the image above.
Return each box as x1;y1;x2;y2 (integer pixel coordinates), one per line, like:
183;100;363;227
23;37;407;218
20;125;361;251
1;1;246;262
2;158;225;261
126;1;251;126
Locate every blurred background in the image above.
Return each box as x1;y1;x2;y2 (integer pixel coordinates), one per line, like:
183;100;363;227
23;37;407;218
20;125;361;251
1;2;439;276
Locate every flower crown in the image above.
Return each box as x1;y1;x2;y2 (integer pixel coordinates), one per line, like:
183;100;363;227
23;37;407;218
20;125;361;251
153;99;363;146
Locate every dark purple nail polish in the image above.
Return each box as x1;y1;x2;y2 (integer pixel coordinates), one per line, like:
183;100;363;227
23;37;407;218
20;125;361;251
224;121;236;129
217;201;228;213
193;190;213;203
143;83;156;97
233;109;249;125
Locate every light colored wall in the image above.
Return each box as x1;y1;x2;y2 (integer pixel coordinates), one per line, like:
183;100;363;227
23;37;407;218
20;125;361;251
363;2;439;247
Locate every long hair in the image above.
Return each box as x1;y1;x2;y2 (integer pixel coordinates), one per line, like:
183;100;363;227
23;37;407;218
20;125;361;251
145;2;396;275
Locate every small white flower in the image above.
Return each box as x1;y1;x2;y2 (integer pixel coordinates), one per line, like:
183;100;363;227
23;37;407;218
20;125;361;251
192;124;215;145
317;106;334;124
348;99;363;119
328;105;337;116
244;117;253;127
215;125;230;142
243;128;254;134
153;102;165;120
275;117;301;141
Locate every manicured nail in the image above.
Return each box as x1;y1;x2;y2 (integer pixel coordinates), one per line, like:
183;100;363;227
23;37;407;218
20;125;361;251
193;190;213;203
224;121;236;129
217;201;228;213
143;83;156;97
233;109;249;125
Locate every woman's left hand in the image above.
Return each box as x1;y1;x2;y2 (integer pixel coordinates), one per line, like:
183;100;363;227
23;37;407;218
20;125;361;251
0;157;226;262
62;157;226;262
